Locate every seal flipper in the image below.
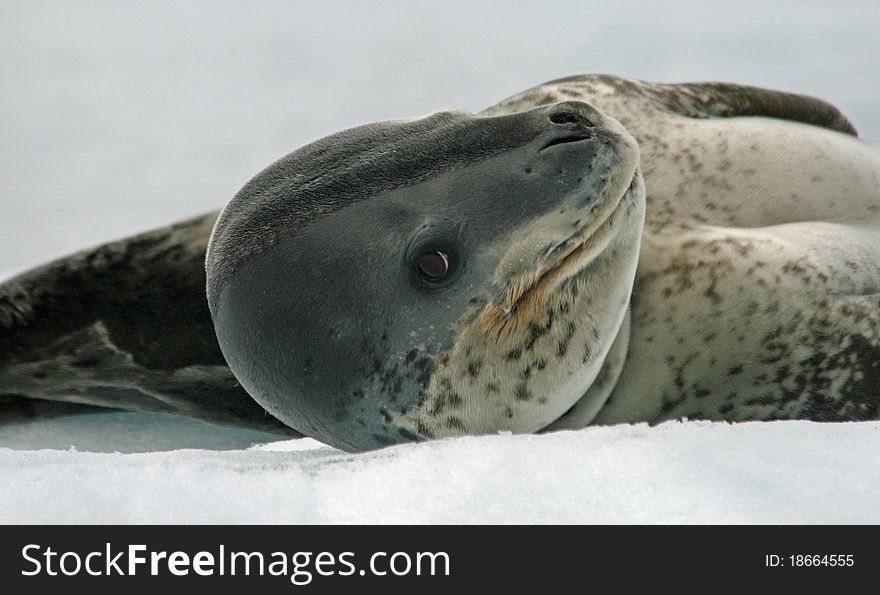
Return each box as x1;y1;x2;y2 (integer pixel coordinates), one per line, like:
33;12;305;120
500;75;858;136
0;212;298;436
648;81;858;136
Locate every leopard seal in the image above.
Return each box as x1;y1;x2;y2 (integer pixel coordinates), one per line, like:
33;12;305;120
2;75;879;451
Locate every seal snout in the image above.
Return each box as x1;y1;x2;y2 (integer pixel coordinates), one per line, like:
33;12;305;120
547;101;598;128
540;102;599;151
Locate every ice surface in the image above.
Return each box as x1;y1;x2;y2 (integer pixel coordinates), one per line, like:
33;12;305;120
0;411;287;453
1;420;877;524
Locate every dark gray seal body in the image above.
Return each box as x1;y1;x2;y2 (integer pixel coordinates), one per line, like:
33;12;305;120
2;75;879;451
0;214;294;434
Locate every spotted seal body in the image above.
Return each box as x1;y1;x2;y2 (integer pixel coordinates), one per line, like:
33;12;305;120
482;77;880;426
2;75;879;450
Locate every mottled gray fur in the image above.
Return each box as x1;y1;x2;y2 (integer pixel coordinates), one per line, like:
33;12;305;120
2;74;878;437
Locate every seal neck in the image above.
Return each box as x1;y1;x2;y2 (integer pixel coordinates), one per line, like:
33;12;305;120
540;307;631;432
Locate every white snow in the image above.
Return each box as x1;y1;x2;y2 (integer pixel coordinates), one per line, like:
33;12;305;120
1;417;877;524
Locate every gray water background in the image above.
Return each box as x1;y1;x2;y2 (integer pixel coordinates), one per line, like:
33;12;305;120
2;0;878;274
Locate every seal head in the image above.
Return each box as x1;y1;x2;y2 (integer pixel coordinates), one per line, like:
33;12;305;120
207;101;645;451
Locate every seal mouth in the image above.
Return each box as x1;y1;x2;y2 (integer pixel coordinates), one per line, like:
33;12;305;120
498;169;640;320
539;132;594;152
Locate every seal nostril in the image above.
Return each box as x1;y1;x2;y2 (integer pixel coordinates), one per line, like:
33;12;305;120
549;110;582;125
549;109;595;128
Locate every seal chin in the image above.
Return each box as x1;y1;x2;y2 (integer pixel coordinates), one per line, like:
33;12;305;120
546;169;642;281
499;168;642;320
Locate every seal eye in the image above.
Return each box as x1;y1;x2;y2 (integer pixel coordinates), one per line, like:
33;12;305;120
416;251;450;280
